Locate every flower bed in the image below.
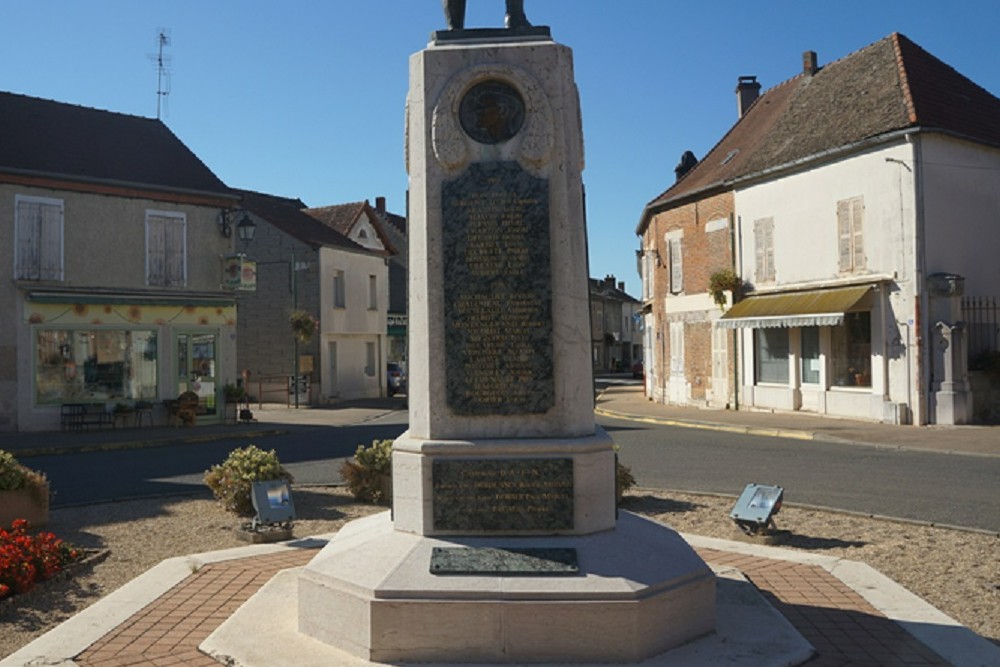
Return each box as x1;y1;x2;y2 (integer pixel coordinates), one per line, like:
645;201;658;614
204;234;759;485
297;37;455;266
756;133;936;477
0;519;82;601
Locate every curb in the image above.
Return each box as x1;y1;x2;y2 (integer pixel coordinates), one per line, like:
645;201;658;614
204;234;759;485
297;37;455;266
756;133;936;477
10;429;292;458
594;406;817;441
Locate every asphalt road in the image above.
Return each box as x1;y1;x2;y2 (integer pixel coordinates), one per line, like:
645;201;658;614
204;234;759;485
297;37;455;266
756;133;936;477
604;416;1000;533
23;411;999;533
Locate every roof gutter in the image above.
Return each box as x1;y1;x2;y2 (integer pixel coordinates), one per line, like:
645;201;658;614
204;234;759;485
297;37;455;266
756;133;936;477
636;126;927;236
0;166;239;204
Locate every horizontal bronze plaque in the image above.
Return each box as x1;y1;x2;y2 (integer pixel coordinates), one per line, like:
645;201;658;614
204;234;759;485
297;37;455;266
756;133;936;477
430;547;579;576
433;458;574;532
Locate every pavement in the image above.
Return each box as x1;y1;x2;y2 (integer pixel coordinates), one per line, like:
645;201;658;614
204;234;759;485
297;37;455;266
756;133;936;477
3;383;999;666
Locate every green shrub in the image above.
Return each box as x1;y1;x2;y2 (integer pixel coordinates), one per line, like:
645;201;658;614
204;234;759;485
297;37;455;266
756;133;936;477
340;439;393;505
616;458;636;505
204;445;293;516
0;450;49;507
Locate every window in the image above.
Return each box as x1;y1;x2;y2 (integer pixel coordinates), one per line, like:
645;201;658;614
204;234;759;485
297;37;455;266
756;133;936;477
333;270;346;308
755;328;789;384
365;342;376;377
831;311;871;387
15;195;64;281
837;197;865;273
35;329;158;404
668;237;683;294
801;327;821;384
754;217;775;283
146;211;186;286
368;274;378;310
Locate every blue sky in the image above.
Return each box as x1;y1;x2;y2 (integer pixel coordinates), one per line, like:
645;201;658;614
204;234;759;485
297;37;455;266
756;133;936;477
5;1;998;296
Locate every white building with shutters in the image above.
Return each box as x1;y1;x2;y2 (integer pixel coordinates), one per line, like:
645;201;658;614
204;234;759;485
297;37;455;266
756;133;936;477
638;34;1000;425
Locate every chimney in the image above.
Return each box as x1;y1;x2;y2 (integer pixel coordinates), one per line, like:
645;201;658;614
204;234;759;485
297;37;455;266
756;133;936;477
604;275;616;289
736;76;761;117
375;196;386;212
674;150;698;181
803;51;819;76
618;281;625;292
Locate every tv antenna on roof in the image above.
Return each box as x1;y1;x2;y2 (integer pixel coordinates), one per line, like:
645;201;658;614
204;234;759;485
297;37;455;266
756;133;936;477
150;28;172;119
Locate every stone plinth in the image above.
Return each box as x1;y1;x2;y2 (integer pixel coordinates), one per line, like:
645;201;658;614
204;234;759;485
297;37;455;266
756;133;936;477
298;512;716;664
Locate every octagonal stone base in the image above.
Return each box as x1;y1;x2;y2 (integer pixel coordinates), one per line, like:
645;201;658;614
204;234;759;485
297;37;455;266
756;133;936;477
297;511;715;664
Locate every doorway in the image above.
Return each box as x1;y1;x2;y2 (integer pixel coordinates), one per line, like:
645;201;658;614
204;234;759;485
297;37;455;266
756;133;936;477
176;331;219;420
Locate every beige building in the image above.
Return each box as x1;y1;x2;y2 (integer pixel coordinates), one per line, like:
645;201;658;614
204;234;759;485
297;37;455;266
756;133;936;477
1;91;239;431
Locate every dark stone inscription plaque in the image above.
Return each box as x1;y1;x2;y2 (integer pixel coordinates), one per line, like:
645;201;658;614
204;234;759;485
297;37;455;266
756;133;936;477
430;547;579;576
442;161;553;416
433;458;573;532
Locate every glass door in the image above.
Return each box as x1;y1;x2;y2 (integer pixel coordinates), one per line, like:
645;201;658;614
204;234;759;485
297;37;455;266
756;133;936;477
176;332;219;419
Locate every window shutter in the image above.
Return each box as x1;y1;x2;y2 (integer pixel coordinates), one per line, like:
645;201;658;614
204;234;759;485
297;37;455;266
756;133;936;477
764;222;774;281
164;216;186;286
39;203;63;280
851;197;865;270
16;200;41;280
837;200;852;271
147;216;166;285
669;238;683;293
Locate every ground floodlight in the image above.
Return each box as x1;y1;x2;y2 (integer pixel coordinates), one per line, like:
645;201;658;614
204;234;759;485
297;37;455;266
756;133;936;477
730;483;783;536
251;480;296;531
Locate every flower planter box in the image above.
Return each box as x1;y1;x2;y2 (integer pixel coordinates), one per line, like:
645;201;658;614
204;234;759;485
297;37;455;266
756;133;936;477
0;486;50;528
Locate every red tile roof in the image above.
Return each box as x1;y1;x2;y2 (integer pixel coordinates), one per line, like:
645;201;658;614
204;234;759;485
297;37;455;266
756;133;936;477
638;33;1000;232
0;91;232;197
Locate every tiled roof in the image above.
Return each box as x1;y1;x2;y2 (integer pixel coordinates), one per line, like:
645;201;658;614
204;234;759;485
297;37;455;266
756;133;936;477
238;190;368;253
640;33;1000;230
305;202;367;235
306;201;398;255
0;91;232;196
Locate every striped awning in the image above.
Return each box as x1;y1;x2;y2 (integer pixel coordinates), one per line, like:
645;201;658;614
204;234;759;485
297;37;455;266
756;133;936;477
716;285;873;329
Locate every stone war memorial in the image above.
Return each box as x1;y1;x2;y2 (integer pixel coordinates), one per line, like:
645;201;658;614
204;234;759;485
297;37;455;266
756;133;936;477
206;5;728;665
298;6;716;663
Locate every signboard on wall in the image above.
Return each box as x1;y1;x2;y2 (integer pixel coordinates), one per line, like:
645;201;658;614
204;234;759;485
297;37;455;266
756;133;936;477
223;255;257;291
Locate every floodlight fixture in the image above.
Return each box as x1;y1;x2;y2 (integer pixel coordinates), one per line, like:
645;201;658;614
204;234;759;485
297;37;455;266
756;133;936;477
251;479;296;531
730;483;783;536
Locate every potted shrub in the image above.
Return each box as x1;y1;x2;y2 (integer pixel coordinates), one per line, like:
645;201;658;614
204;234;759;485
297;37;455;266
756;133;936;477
204;445;293;517
340;439;393;505
708;269;744;309
0;450;50;527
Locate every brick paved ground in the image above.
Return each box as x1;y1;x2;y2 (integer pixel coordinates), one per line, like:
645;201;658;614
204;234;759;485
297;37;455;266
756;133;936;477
72;547;950;667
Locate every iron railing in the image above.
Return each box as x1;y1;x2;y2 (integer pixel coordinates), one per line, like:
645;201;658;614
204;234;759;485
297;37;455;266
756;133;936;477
962;296;999;363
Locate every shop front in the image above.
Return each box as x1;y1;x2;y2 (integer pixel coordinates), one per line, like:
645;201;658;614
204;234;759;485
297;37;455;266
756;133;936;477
21;292;237;431
718;283;906;422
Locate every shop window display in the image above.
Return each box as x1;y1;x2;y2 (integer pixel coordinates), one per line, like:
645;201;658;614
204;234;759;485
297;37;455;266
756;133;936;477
35;330;158;404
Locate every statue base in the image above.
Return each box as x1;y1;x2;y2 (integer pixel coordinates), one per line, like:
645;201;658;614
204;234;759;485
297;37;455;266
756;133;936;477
431;26;552;44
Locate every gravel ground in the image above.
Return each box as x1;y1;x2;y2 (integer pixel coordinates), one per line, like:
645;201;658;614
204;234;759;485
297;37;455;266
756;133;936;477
1;486;998;660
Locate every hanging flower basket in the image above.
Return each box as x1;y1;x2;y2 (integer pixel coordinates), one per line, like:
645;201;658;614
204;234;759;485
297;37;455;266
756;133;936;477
289;310;318;343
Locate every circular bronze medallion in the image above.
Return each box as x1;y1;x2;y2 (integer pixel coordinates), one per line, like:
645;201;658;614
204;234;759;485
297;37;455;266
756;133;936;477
459;80;525;145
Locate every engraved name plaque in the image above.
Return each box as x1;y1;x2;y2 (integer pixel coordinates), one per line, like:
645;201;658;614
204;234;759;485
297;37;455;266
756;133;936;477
433;458;574;532
442;161;553;416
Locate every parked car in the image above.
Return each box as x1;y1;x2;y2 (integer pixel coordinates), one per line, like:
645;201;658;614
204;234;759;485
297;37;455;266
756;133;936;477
387;363;406;396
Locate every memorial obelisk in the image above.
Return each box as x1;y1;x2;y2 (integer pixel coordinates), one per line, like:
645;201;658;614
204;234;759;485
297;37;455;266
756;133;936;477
298;8;715;663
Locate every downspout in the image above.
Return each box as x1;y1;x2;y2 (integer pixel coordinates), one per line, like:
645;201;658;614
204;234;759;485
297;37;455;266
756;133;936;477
730;211;739;410
910;134;928;424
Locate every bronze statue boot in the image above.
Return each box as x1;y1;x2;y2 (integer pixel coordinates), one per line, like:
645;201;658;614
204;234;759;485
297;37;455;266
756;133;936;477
505;10;530;28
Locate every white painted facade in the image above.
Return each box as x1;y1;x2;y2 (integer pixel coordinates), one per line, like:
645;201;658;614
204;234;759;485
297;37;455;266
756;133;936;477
317;246;388;401
731;134;1000;424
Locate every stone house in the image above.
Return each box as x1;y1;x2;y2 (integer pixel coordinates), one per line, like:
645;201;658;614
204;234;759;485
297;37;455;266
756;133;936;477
0;91;240;431
235;191;393;403
588;276;641;372
637;33;1000;425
